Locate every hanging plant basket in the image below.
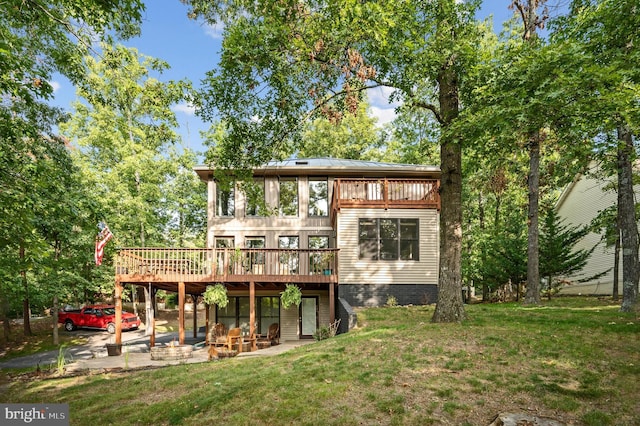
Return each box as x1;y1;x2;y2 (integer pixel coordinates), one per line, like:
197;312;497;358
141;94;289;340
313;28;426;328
280;284;302;309
203;283;229;308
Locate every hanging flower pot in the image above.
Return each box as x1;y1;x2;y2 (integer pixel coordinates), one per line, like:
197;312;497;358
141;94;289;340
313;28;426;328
203;283;229;308
280;284;302;309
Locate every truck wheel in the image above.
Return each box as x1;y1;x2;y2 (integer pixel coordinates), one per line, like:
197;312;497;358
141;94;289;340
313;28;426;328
64;320;76;332
106;323;116;334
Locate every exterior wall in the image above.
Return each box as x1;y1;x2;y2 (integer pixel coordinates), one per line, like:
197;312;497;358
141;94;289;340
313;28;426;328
336;208;439;285
555;165;639;295
280;290;330;341
208;176;335;249
336;207;439;306
206;289;330;342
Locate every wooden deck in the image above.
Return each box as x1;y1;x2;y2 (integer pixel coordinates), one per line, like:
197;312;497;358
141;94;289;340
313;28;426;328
331;178;440;212
116;248;339;293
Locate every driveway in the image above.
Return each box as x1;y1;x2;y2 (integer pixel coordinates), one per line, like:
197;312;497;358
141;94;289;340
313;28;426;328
0;329;193;370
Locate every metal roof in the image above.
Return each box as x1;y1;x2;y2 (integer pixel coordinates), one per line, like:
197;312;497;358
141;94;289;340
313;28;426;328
194;157;440;181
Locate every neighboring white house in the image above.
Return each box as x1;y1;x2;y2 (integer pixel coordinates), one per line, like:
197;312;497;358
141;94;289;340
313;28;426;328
555;162;637;295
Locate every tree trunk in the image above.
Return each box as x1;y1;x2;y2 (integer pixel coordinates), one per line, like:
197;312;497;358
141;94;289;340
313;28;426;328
477;191;488;302
617;125;639;312
20;243;32;336
524;132;542;304
432;62;466;323
53;239;62;345
613;229;620;301
0;293;10;344
52;295;59;346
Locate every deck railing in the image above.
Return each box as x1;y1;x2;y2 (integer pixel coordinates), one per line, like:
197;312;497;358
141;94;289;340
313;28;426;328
116;248;339;282
332;178;440;212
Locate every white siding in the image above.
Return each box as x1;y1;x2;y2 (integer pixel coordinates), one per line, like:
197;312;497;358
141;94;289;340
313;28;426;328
556;164;639;295
336;208;439;285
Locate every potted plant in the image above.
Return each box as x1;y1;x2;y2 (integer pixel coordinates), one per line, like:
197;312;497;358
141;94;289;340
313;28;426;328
320;251;335;275
280;284;302;309
203;283;229;308
105;336;122;356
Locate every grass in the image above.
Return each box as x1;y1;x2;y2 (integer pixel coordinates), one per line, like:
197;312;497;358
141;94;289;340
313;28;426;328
0;317;88;361
0;297;638;425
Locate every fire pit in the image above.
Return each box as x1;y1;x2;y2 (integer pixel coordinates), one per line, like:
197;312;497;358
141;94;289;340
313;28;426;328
150;344;193;361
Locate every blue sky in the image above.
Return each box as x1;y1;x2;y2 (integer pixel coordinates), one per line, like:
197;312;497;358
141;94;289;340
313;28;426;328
50;1;565;158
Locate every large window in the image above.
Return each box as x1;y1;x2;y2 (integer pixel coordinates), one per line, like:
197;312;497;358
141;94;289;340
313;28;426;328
214;237;234;274
309;236;329;273
308;178;328;216
358;218;419;261
245;178;265;217
216;296;280;335
279;177;298;216
245;237;265;273
278;236;299;274
216;183;235;217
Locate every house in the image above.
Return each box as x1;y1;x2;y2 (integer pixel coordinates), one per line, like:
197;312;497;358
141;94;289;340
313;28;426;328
113;158;440;346
555;162;635;295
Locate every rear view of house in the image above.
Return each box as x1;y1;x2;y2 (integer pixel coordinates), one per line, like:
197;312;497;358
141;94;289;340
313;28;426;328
115;157;440;344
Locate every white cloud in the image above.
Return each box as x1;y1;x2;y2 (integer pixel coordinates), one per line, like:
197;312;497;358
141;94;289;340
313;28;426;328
368;85;401;126
173;102;196;115
49;80;61;93
204;23;224;39
368;85;401;108
369;106;397;126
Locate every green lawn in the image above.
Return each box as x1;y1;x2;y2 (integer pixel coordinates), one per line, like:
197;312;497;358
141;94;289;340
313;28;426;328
1;297;638;425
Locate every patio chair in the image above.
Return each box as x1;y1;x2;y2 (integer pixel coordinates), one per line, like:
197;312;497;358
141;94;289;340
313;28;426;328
267;323;280;345
226;327;243;352
210;323;227;347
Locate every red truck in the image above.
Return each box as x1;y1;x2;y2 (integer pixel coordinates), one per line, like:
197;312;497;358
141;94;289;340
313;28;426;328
59;305;141;334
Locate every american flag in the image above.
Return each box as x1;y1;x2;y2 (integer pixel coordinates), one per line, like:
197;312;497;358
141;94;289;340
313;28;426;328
95;223;114;266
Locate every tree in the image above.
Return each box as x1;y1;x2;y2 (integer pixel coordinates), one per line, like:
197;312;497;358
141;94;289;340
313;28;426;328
299;99;389;161
460;0;597;305
553;0;640;311
539;206;598;299
184;0;485;322
1;0;144;105
1;0;145;339
62;44;195;252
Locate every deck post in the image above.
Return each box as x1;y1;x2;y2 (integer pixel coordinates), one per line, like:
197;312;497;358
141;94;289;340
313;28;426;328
115;280;123;345
178;281;185;345
150;286;156;347
329;282;335;323
249;281;255;337
205;303;210;344
192;294;198;338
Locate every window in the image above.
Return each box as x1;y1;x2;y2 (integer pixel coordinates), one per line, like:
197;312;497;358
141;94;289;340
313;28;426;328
216;296;280;335
358;219;378;260
214;237;234;274
215;237;234;248
216;183;235;217
359;218;419;261
245;178;265;217
259;297;280;335
399;219;419;260
279;177;298;216
278;236;299;274
308;178;328;216
245;237;265;271
309;236;329;273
